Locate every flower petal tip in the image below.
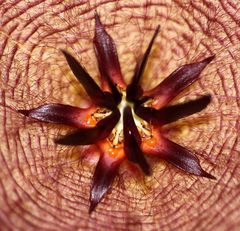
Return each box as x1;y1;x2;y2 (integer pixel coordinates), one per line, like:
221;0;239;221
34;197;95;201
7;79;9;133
201;170;216;180
204;94;211;102
88;153;121;214
189;94;211;112
127;24;160;102
89;200;98;214
94;10;101;24
94;10;105;33
61;49;73;61
54;137;69;145
61;50;73;62
60;48;66;54
143;165;152;176
203;54;215;64
17;109;29;116
155;24;160;32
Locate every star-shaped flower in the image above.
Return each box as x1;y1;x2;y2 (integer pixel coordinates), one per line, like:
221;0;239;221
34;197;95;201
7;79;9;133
18;12;215;213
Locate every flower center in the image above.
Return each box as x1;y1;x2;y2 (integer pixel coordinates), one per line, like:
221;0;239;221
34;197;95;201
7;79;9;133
108;91;152;147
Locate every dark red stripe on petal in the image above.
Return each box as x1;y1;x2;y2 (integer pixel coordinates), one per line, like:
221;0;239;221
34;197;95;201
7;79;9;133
151;136;215;179
93;11;126;90
18;103;96;128
123;106;151;175
55;109;120;145
135;95;211;125
127;25;160;102
89;150;123;213
144;55;215;109
61;50;115;109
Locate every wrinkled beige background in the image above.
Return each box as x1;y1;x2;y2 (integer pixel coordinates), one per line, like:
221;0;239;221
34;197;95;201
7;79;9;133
0;0;239;230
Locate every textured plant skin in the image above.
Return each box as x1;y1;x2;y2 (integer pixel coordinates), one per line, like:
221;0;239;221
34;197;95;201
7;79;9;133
17;11;216;214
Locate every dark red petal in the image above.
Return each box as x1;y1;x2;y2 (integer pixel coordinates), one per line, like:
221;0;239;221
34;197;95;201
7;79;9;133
17;103;96;128
93;11;126;90
144;55;215;109
89;150;123;213
123;106;151;175
61;50;115;109
147;136;215;179
55;109;120;145
135;95;211;125
127;25;160;102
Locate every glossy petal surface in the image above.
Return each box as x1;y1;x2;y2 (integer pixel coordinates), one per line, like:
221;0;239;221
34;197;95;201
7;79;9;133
144;55;215;109
135;95;211;125
123;106;151;175
160;137;216;179
18;103;96;128
55;109;120;145
89;150;123;213
93;12;126;90
143;132;215;179
62;50;115;109
127;25;160;102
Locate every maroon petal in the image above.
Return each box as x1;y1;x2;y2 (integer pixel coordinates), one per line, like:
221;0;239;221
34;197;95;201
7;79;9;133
55;109;120;145
93;11;126;90
61;50;115;109
89;150;123;213
18;103;96;128
153;136;215;179
135;95;211;125
127;25;160;102
144;55;215;109
123;106;151;175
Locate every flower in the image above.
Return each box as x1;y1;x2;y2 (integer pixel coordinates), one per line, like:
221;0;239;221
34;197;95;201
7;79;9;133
18;12;215;213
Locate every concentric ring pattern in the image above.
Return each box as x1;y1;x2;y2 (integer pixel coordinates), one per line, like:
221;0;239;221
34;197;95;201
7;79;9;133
0;0;239;230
